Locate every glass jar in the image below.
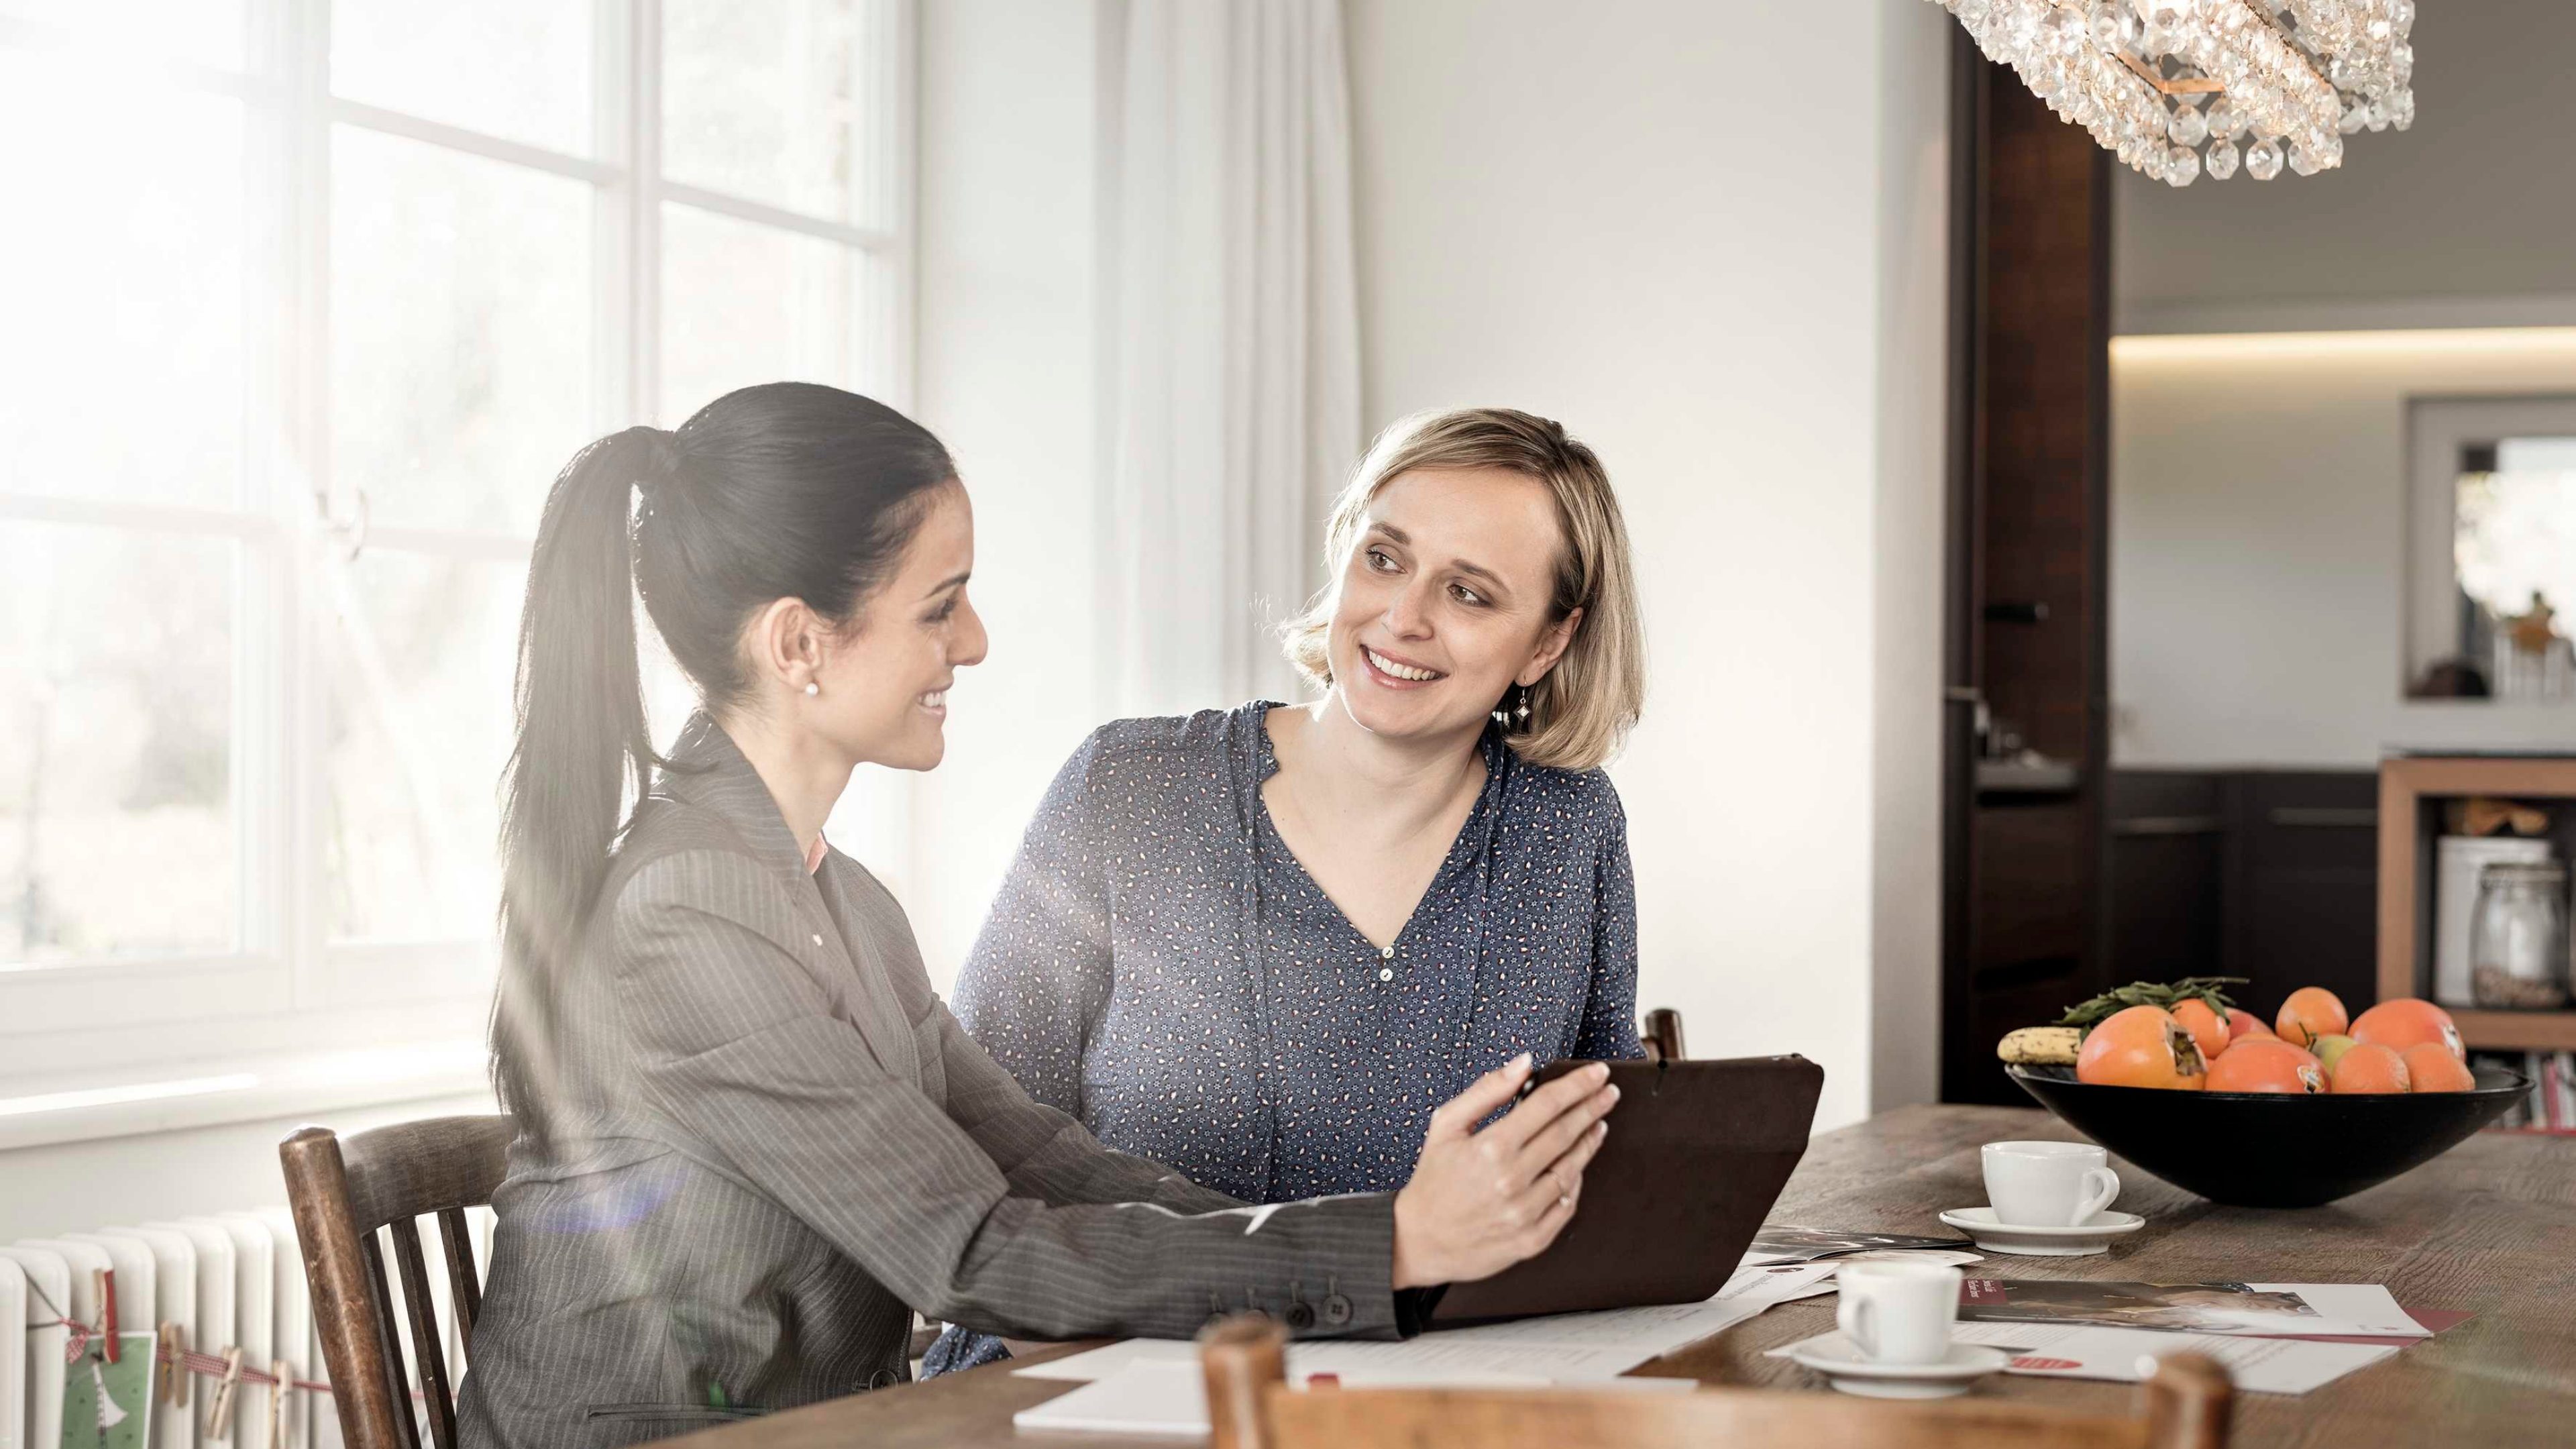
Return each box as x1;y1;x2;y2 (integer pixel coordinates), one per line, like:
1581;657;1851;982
2470;861;2569;1010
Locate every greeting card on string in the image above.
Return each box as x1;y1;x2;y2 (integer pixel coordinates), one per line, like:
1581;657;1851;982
61;1334;153;1449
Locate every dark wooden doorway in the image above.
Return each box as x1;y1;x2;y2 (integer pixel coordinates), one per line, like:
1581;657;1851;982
1939;32;2114;1106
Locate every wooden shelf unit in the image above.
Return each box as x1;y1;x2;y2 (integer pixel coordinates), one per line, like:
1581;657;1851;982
2377;755;2576;1051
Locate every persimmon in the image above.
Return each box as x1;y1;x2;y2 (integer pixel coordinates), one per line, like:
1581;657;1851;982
2076;1004;2208;1089
2225;1008;2272;1044
2274;986;2349;1049
2351;998;2465;1061
2328;1042;2410;1094
2204;1037;2326;1094
2169;999;2230;1064
2402;1042;2477;1092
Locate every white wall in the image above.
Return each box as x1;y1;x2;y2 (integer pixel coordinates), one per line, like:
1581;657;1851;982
1345;0;1951;1129
2111;329;2576;768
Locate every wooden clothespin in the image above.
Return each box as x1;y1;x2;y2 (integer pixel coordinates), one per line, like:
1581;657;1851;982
209;1346;247;1440
97;1269;120;1363
159;1323;191;1407
268;1360;292;1449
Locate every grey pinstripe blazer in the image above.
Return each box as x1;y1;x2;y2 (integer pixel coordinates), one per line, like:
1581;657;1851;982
456;716;1416;1449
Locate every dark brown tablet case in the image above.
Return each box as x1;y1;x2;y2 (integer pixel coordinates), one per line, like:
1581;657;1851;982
1428;1053;1825;1325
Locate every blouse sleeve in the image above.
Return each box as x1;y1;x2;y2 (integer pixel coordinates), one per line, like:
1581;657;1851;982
1573;788;1646;1061
947;729;1120;1116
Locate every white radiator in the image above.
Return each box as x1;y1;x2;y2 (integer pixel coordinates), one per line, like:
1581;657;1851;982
5;1208;494;1449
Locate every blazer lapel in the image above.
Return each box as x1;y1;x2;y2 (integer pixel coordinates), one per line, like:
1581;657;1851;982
811;854;924;1087
657;714;922;1083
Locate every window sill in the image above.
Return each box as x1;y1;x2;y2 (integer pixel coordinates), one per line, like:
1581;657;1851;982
0;1037;490;1153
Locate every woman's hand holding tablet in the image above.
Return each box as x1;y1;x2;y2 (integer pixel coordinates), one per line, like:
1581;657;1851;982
1389;1056;1618;1289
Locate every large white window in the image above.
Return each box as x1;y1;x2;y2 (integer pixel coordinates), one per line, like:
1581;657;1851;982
0;1;912;1108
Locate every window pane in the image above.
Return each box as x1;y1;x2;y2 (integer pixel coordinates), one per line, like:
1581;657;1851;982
0;521;235;963
661;204;890;422
324;551;521;944
0;53;243;507
663;0;892;227
332;125;595;536
331;0;592;154
0;1;247;70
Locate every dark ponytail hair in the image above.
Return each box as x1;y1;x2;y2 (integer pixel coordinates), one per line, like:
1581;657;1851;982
492;382;955;1136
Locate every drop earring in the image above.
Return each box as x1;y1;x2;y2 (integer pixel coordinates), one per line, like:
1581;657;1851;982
1515;684;1532;723
804;682;820;697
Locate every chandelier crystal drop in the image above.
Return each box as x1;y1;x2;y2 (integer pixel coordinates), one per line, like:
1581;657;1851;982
1931;0;2415;186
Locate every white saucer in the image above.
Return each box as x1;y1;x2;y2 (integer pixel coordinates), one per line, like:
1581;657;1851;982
1786;1336;2011;1399
1937;1206;2144;1256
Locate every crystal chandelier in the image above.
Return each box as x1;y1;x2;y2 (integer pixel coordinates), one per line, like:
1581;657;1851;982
1931;0;2416;186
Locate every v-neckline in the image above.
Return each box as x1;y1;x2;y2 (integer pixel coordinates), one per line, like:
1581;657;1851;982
1252;703;1499;956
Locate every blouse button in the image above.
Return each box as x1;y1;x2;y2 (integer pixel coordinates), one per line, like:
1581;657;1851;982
1379;945;1395;959
1377;967;1395;983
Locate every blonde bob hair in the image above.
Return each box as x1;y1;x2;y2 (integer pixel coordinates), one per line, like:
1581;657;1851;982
1281;407;1645;773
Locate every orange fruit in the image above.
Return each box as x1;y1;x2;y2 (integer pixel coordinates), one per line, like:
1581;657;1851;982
2225;1008;2273;1044
2169;999;2230;1064
2204;1037;2326;1094
2402;1042;2477;1093
2328;1041;2410;1094
2076;1004;2208;1089
2351;998;2465;1061
2274;987;2349;1049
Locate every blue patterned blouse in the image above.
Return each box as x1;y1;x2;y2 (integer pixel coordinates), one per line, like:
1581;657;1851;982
922;701;1640;1375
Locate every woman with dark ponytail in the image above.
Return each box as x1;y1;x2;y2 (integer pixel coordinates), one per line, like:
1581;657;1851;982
456;383;1618;1449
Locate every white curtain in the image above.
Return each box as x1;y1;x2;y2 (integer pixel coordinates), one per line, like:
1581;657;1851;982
1101;0;1362;718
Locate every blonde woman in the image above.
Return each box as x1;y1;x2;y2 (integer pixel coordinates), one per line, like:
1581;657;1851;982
928;407;1647;1373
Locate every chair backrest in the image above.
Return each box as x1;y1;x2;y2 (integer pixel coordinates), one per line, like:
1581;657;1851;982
280;1116;515;1449
1640;1007;1686;1063
1198;1317;2231;1449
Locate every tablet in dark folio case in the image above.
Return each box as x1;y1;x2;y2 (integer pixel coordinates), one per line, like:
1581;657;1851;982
1428;1053;1825;1326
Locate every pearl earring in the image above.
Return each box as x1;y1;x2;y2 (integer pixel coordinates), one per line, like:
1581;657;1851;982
804;682;820;697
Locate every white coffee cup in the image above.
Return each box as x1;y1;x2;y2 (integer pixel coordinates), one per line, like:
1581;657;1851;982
1835;1259;1962;1366
1982;1140;2120;1228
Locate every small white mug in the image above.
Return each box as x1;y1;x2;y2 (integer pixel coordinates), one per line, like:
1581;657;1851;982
1982;1140;2120;1228
1835;1259;1962;1366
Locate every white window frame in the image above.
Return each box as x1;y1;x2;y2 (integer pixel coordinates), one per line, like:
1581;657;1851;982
0;1;917;1113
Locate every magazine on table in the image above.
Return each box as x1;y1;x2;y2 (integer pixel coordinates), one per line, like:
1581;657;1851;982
1956;1281;2428;1338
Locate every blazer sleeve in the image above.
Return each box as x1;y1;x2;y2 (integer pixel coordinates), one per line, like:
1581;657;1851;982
947;730;1118;1116
608;849;1395;1342
1573;788;1646;1061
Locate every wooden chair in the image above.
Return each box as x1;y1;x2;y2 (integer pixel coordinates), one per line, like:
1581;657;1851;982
1198;1317;2232;1449
280;1116;515;1449
1640;1007;1685;1063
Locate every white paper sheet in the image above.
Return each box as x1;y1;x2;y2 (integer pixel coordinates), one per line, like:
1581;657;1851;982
1013;1360;1212;1438
1016;1273;1809;1393
1014;1348;1698;1436
1016;1334;1660;1387
1717;1261;1844;1305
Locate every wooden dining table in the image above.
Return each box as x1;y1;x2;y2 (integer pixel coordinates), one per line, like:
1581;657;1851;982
663;1103;2576;1449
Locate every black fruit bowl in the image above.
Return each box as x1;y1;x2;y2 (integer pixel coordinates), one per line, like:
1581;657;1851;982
2006;1063;2530;1208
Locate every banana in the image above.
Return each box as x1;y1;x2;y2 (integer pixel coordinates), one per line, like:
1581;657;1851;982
1996;1026;2083;1066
